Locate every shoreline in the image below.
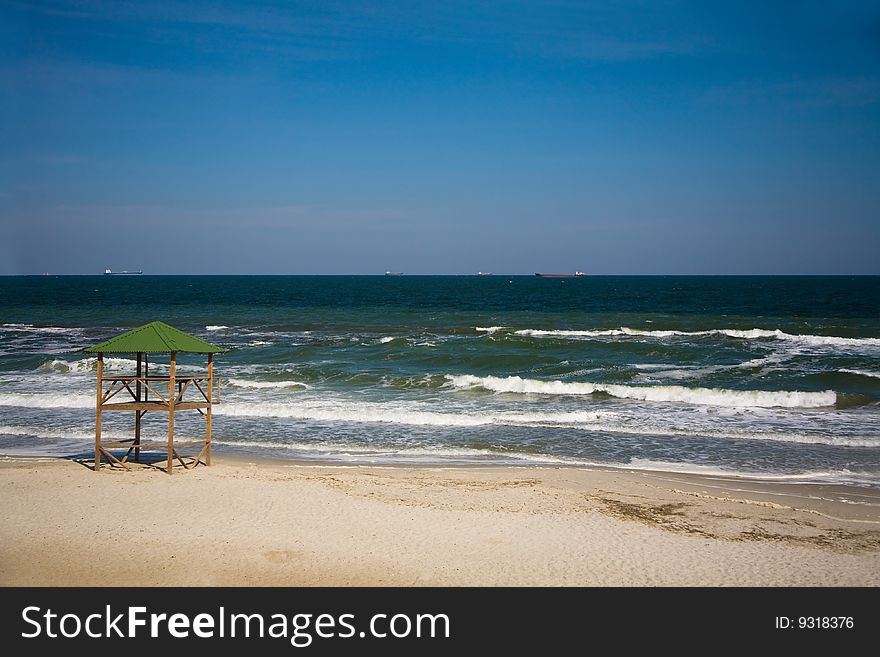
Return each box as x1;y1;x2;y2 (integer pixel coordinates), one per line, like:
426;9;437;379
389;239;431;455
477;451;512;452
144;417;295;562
4;440;879;488
2;454;879;586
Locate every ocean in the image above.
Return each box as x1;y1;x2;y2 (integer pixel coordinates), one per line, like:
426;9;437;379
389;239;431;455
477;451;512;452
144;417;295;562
1;275;879;485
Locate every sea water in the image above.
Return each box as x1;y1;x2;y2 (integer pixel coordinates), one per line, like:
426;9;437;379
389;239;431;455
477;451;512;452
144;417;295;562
1;275;878;485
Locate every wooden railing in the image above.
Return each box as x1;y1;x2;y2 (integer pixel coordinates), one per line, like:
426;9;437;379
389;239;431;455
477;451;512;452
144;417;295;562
99;375;220;407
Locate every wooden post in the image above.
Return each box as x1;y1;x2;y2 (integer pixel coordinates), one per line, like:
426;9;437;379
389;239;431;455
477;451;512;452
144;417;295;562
167;352;176;475
206;353;213;466
95;352;103;471
135;352;142;463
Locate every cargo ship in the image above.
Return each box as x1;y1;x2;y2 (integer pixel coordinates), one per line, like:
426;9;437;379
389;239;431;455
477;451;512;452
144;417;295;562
384;271;403;276
535;271;585;278
104;268;143;275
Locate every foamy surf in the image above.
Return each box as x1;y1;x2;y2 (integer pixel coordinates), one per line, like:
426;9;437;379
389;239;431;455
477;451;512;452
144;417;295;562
214;399;611;427
511;326;880;349
446;374;837;408
36;357;203;374
633;356;777;380
0;392;94;409
38;357;136;373
560;419;880;447
622;459;880;486
0;324;81;334
212;437;592;465
0;425;142;443
2;410;876;449
226;378;310;390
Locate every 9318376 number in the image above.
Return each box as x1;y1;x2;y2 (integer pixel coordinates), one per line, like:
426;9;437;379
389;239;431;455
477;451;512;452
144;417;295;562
798;617;853;629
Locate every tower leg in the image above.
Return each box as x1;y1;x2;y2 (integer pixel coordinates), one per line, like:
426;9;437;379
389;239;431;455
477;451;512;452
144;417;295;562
95;353;103;471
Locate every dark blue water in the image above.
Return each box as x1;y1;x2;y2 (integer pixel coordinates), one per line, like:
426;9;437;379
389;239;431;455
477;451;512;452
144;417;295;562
1;276;879;484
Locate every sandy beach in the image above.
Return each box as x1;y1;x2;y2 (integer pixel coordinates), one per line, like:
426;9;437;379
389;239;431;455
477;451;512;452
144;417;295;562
2;455;879;586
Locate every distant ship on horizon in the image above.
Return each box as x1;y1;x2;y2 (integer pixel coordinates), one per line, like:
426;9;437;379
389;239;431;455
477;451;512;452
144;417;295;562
535;271;585;278
477;271;493;276
104;268;143;276
384;271;403;276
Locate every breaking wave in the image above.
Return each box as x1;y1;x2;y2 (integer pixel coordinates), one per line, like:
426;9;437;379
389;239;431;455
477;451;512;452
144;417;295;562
0;392;94;409
511;327;880;348
36;357;203;374
840;369;880;380
446;374;837;408
0;324;81;334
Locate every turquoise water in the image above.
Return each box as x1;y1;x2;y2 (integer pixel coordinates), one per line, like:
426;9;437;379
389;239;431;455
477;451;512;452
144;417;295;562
1;275;879;484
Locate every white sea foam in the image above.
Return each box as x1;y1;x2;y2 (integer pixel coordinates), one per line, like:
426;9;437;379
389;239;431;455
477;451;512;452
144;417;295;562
446;374;837;408
212;437;589;464
513;326;880;348
205;325;229;331
0;392;94;409
714;328;780;339
39;357;136;373
475;326;505;334
634;356;777;381
0;425;131;442
226;378;309;390
635;366;724;381
39;358;95;373
515;328;626;337
378;336;396;344
249;340;273;346
739;356;774;368
622;459;880;485
562;419;880;447
0;323;80;334
840;369;880;380
36;356;202;374
787;333;880;348
214;399;610;427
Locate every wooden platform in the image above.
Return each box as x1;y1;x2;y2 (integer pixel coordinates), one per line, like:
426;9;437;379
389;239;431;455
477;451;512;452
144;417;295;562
102;401;210;411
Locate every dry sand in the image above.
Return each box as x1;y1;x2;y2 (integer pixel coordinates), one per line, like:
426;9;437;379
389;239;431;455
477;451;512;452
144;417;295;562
2;455;879;586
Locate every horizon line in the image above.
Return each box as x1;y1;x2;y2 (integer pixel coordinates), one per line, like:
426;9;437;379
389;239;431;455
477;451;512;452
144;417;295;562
4;273;880;278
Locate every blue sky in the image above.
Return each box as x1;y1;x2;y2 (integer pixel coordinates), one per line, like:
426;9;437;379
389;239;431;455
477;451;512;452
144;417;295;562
2;0;879;274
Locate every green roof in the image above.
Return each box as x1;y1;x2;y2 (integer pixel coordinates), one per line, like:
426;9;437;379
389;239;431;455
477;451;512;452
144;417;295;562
83;321;225;354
